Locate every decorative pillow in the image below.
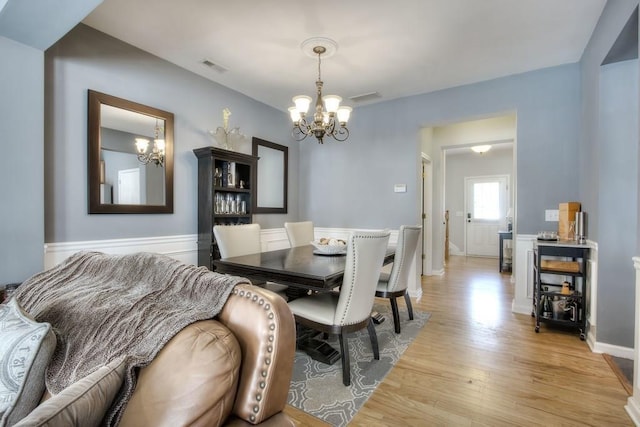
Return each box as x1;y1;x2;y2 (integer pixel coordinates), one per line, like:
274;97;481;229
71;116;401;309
0;299;56;427
13;358;126;427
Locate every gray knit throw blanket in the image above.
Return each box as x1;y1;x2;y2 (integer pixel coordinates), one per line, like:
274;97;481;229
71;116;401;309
14;251;249;426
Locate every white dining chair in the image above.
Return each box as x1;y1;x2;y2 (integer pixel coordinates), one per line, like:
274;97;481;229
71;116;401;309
287;230;391;386
214;224;261;258
376;225;421;334
284;221;315;247
213;224;289;297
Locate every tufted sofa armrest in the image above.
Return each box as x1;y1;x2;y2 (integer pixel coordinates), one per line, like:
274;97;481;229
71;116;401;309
217;284;296;425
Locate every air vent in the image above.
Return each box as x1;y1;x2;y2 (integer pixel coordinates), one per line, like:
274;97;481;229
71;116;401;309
200;59;228;73
349;91;381;103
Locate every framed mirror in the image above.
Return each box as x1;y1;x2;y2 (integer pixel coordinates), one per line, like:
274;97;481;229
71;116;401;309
252;137;288;214
88;90;174;213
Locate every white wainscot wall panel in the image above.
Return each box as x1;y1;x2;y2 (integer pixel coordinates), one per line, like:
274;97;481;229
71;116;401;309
43;227;422;299
626;257;640;425
44;235;199;269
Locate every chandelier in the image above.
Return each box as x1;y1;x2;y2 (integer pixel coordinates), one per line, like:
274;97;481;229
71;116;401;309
288;39;352;144
134;119;165;167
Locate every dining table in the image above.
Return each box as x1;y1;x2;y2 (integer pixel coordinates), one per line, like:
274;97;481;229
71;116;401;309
212;243;395;295
213;243;396;365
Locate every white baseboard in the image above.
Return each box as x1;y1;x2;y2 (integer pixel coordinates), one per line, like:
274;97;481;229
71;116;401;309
512;301;533;316
626;398;640;426
587;338;634;359
430;268;445;276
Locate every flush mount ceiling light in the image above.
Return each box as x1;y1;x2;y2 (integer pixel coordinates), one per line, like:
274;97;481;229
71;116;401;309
289;37;352;144
471;145;492;154
134;119;165;167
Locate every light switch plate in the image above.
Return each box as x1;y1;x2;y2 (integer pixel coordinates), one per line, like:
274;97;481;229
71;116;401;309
545;209;559;221
394;184;407;193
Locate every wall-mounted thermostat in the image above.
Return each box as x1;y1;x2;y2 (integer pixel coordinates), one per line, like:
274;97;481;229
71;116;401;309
394;184;407;193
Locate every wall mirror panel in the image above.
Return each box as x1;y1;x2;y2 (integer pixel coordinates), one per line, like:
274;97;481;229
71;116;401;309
252;137;288;214
88;90;174;213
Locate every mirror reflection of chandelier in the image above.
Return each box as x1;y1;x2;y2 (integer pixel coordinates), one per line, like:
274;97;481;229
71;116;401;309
134;119;165;167
289;37;352;144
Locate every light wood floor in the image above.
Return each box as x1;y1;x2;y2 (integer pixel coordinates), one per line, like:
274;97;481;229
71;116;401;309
284;256;633;426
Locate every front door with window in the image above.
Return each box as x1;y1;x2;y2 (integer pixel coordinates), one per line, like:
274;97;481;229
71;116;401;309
465;175;509;257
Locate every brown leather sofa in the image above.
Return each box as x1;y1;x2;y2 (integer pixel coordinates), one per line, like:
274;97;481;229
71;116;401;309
15;284;296;427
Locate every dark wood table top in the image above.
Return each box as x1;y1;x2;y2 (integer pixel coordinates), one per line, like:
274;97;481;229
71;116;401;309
213;244;395;292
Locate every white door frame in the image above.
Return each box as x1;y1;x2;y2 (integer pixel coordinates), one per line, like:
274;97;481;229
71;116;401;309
421;154;433;276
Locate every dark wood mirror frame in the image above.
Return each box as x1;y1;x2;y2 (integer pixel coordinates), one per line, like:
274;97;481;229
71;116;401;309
88;90;174;214
252;137;288;214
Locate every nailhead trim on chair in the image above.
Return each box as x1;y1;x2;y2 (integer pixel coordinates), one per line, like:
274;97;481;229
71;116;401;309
338;233;389;326
391;227;409;292
230;287;278;423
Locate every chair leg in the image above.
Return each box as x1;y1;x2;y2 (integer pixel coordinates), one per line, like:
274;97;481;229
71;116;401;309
367;318;380;360
404;291;414;320
338;332;351;386
390;297;401;334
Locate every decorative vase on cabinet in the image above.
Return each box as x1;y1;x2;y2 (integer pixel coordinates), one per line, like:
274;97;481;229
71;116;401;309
193;147;258;270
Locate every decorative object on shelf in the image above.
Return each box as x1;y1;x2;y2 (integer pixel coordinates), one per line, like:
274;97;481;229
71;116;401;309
209;108;247;151
471;145;491;154
288;37;352;144
134;119;165;167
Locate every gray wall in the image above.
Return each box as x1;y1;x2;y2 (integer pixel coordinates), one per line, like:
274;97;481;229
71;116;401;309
580;0;640;348
44;24;298;243
300;63;581;273
0;36;44;283
0;0;103;284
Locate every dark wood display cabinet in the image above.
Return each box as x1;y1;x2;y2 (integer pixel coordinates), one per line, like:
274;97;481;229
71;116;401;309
193;147;258;270
532;241;590;340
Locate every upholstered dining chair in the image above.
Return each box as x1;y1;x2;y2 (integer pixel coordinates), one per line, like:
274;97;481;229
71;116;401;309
287;230;391;386
376;225;422;334
213;224;289;297
214;223;261;258
284;221;315;248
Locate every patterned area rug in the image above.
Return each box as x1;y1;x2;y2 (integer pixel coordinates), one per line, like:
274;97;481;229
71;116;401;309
287;303;430;426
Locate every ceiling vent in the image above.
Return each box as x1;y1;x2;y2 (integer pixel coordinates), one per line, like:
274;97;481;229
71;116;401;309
349;92;382;103
200;59;228;73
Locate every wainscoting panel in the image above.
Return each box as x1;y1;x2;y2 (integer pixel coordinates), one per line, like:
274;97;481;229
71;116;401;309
625;257;640;425
43;227;423;298
44;235;199;269
512;234;535;315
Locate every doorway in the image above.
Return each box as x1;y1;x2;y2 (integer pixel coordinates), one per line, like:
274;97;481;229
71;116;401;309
421;154;433;275
118;168;141;204
464;175;509;257
421;113;516;273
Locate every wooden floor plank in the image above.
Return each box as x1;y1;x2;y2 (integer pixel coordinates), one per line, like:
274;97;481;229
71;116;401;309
284;256;633;426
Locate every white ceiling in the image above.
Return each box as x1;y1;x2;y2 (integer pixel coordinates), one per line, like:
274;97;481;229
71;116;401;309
82;0;606;112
